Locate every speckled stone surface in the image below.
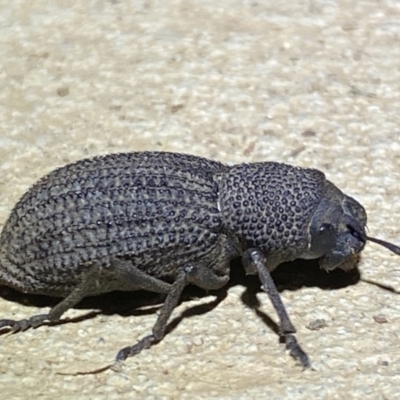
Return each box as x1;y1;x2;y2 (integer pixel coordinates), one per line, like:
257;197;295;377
0;1;400;399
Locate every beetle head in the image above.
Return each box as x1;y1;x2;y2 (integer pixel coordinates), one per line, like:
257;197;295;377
301;181;400;271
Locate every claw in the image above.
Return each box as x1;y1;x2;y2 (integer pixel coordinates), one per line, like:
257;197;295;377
0;319;18;330
116;334;155;361
285;334;311;369
0;314;49;333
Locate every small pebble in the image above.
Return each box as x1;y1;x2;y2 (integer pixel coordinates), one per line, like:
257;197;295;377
306;319;327;331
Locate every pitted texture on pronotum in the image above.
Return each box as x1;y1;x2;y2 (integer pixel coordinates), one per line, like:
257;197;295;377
221;162;326;259
0;152;225;295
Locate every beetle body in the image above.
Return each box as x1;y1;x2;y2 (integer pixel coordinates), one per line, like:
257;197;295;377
0;151;395;368
0;153;226;296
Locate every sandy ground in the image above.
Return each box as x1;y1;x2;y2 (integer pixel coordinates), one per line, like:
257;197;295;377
0;1;400;399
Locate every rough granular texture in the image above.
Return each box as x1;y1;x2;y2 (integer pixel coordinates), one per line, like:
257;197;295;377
221;162;325;259
0;152;226;294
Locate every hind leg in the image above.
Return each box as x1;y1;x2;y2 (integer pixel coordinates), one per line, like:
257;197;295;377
0;259;172;332
0;262;103;332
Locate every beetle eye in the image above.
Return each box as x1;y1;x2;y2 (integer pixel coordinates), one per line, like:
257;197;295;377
320;223;332;232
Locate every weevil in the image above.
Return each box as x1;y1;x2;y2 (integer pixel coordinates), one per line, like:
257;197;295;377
0;152;399;368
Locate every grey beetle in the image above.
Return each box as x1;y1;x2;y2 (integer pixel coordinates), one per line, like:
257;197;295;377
0;152;399;368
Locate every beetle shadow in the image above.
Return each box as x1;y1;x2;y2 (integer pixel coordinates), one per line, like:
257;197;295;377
0;258;361;337
162;257;363;338
238;258;361;335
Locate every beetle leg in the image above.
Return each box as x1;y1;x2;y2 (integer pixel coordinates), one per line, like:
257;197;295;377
0;261;103;332
242;248;311;368
106;258;172;294
116;264;190;361
185;263;229;290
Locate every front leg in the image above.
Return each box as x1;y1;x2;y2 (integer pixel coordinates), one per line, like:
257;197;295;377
243;248;311;368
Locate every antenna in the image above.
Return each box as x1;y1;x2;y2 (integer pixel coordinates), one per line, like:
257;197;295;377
366;236;400;256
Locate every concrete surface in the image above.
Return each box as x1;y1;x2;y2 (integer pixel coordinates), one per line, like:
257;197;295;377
0;1;400;399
